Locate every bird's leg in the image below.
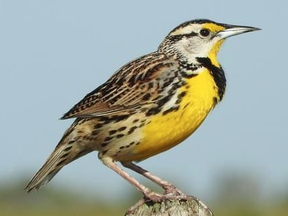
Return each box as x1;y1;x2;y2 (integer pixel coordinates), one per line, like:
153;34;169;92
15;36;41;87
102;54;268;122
101;157;164;202
121;161;185;196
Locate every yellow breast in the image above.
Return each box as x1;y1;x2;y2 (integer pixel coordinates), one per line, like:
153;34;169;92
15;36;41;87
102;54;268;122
131;69;219;161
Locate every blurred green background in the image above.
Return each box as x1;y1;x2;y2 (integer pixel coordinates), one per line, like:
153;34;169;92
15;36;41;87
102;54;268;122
1;173;288;216
1;0;288;215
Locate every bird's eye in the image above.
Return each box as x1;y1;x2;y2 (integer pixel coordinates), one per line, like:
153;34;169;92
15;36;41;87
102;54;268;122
199;29;210;37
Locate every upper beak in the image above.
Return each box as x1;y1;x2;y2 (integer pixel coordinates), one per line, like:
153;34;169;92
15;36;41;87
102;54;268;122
217;25;261;39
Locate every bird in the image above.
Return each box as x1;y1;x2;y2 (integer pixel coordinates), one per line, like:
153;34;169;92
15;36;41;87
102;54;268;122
25;19;260;202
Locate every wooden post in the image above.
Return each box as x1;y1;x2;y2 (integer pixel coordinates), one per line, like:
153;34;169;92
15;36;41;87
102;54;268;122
125;196;213;216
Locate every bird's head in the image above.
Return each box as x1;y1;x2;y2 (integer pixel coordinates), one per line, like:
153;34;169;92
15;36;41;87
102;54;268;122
159;19;260;67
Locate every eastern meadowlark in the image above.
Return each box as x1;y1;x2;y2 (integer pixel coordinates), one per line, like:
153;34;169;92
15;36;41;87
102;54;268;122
25;19;260;202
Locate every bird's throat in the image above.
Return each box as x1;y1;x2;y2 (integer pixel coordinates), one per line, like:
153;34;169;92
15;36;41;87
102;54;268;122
196;56;226;101
208;40;224;67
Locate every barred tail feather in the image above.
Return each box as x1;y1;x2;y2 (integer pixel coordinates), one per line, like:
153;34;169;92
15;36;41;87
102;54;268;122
26;119;94;192
25;145;69;192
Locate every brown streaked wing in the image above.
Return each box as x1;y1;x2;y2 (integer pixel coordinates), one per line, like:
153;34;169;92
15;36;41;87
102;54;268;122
61;52;179;119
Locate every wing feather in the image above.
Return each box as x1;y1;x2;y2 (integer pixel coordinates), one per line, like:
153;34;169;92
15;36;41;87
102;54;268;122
61;52;180;119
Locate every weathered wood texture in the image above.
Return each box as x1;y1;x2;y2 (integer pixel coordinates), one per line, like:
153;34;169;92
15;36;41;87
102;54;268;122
125;196;213;216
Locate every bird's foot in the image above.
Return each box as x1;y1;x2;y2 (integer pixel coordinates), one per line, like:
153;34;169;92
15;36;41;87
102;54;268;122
126;198;146;214
145;191;191;203
162;183;185;196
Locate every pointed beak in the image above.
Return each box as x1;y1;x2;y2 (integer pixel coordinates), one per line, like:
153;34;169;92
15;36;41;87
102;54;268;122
217;25;261;39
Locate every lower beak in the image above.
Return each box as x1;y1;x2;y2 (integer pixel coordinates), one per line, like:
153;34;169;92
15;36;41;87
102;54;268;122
217;25;261;39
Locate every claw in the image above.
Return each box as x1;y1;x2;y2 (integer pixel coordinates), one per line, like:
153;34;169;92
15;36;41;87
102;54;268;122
145;191;190;203
163;184;185;196
126;198;146;214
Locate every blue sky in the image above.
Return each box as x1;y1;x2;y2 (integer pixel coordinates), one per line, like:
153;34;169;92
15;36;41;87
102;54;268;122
1;0;287;201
